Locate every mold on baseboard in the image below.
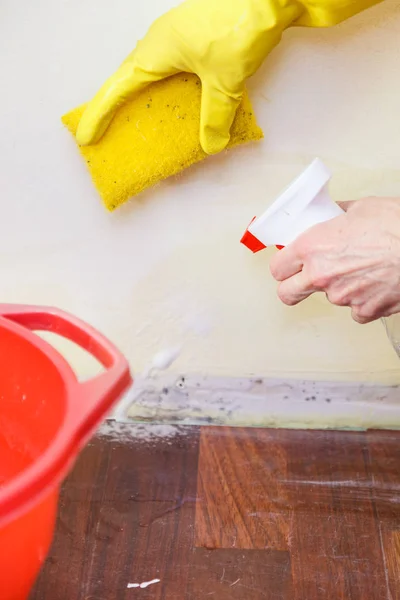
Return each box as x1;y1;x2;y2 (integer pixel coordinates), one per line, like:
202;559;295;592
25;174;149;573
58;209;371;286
111;374;400;431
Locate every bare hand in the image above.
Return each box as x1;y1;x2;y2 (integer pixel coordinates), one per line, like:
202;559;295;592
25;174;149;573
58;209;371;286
270;198;400;324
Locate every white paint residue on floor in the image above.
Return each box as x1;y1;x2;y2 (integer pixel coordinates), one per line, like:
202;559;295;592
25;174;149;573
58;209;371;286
127;579;161;589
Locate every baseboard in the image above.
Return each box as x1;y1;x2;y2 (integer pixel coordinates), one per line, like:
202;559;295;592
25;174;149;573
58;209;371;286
110;374;400;431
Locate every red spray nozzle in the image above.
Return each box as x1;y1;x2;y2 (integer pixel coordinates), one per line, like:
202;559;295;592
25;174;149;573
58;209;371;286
240;218;284;252
240;217;267;253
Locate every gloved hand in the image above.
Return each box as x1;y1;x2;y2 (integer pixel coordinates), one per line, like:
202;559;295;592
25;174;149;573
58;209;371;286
270;198;400;324
76;0;380;154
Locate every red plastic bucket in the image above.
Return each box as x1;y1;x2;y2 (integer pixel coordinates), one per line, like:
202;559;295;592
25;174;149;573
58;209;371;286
0;305;132;600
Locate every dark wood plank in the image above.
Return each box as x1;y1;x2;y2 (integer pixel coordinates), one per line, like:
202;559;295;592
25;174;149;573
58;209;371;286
367;430;400;521
193;427;293;598
187;548;291;599
195;427;290;551
286;430;388;600
367;430;400;600
30;433;111;599
381;529;400;600
31;424;200;600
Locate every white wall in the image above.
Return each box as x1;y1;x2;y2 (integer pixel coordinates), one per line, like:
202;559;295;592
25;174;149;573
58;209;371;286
1;0;399;383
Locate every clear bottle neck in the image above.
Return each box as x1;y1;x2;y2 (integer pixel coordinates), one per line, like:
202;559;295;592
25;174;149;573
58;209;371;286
383;315;400;358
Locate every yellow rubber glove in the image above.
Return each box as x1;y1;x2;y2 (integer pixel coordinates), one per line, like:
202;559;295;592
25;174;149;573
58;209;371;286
76;0;382;155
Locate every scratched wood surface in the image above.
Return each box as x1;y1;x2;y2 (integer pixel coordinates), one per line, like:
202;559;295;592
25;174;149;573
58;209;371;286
31;424;400;600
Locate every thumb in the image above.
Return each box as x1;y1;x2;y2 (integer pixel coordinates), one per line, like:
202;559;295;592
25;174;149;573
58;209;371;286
76;58;175;146
200;82;242;155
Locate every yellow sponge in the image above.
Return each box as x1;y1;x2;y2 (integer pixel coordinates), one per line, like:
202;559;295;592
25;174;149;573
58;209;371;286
62;73;263;211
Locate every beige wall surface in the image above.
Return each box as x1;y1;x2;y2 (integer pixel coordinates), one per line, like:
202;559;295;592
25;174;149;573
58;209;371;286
0;0;399;383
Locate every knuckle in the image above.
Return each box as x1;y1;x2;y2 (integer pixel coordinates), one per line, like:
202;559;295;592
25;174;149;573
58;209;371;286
351;307;366;324
278;287;298;306
296;237;313;260
327;289;351;307
308;267;328;290
352;303;378;324
360;306;378;321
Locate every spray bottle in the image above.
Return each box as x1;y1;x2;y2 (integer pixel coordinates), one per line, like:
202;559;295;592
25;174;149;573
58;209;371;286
240;158;400;357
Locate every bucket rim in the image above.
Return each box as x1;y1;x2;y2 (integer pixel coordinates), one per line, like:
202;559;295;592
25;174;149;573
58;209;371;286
0;308;132;527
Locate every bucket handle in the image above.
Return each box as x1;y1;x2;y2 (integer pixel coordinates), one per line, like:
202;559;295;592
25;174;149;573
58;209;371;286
0;304;132;433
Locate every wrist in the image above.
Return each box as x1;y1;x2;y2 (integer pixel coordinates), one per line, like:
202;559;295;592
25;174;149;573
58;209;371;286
294;0;383;28
252;0;303;31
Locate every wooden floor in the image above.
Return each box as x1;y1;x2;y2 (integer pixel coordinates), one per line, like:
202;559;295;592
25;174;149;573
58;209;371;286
31;424;400;600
